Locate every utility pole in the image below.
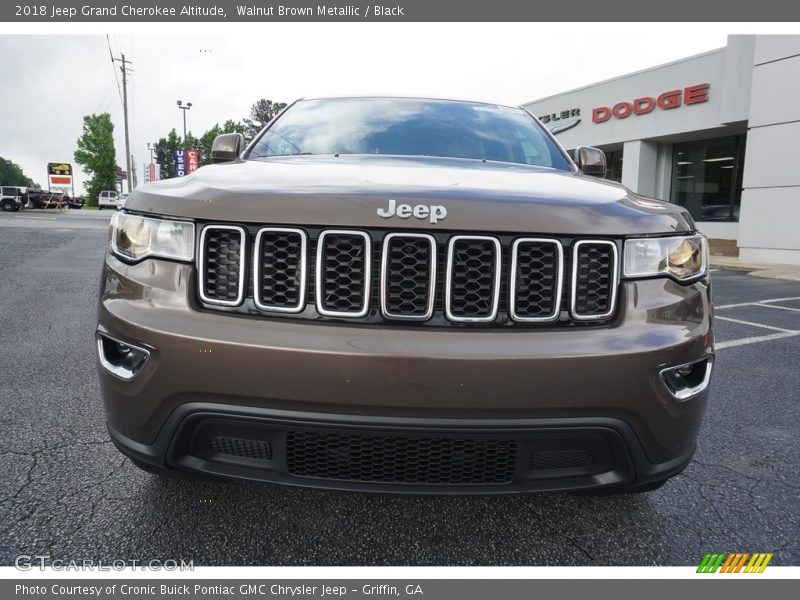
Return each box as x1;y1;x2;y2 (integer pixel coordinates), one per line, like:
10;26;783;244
113;53;133;193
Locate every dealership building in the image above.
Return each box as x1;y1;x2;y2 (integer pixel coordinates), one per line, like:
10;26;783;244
523;35;800;265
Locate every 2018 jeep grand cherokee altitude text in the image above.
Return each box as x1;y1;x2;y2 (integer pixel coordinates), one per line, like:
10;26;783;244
97;97;713;494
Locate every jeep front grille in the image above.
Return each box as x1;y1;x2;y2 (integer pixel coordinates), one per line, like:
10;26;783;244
197;225;619;327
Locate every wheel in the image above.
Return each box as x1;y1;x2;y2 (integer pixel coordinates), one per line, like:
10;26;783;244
571;478;668;496
1;200;19;212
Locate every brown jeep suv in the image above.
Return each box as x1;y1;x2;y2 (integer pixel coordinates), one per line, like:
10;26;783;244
97;97;713;494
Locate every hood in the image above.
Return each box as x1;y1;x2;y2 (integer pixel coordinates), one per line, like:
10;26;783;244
127;155;693;236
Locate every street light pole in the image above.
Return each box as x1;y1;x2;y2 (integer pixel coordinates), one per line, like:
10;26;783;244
177;100;192;140
147;142;155;163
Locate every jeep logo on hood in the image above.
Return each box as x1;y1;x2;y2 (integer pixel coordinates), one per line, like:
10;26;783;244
377;199;447;224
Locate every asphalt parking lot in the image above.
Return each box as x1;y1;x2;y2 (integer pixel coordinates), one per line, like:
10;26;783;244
0;209;798;566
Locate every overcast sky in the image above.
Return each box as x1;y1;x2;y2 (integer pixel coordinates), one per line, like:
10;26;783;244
0;25;733;193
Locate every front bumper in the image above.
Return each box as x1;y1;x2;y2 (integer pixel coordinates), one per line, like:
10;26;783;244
98;254;713;493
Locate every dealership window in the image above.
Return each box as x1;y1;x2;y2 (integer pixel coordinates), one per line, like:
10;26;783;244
604;150;623;182
670;135;745;222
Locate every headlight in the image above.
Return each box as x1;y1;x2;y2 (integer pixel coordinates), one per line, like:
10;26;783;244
111;212;194;262
623;234;707;281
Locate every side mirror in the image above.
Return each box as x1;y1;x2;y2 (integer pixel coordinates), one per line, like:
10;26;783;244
574;146;606;177
211;133;245;163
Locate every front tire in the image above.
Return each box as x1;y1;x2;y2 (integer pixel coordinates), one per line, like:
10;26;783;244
1;200;19;212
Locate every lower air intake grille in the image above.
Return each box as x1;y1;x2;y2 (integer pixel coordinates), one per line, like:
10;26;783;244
286;431;517;485
209;436;272;461
530;449;594;471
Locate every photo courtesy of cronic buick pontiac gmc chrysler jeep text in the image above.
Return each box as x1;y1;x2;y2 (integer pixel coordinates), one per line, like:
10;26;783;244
97;97;713;495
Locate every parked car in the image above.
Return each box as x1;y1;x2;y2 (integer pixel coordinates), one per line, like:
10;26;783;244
1;186;25;211
98;96;713;495
98;190;119;210
117;193;129;210
67;196;84;209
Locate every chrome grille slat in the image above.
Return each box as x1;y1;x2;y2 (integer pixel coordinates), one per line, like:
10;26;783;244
380;233;437;321
510;238;563;322
198;225;247;307
253;227;307;313
445;235;502;323
315;230;372;318
570;240;618;321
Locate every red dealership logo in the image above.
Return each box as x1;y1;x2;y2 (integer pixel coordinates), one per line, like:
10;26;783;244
592;83;709;124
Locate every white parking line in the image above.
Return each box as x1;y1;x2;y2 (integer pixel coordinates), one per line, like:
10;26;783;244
714;315;797;333
716;296;800;309
714;297;800;350
757;303;800;313
716;331;800;350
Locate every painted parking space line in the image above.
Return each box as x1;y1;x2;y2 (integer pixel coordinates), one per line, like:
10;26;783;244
716;296;800;309
715;296;800;349
716;331;800;350
757;303;800;313
714;315;797;333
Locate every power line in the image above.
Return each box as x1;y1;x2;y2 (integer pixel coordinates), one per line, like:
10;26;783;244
106;35;123;104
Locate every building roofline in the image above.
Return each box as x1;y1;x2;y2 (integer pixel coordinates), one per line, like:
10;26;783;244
522;46;726;106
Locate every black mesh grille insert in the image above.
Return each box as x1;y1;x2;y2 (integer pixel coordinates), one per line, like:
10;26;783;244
286;431;517;485
573;242;616;317
447;237;499;320
530;449;594;471
318;232;369;314
383;235;434;318
256;229;304;310
202;227;244;303
209;436;272;461
512;240;561;319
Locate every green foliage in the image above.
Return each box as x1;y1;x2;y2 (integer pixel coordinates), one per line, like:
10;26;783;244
151;98;280;177
153;129;182;179
243;99;287;141
0;157;38;188
74;113;117;204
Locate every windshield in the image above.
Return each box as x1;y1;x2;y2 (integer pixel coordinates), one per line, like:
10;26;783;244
247;97;571;170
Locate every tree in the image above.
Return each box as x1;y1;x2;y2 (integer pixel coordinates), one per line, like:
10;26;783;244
153;129;182;179
74;113;117;205
243;99;287;141
0;157;38;188
197;120;247;166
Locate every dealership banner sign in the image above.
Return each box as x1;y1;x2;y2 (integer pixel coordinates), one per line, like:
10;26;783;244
186;149;199;174
173;149;186;177
144;163;160;183
3;1;799;21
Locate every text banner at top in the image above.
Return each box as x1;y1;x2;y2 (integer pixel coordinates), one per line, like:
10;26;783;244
3;1;800;22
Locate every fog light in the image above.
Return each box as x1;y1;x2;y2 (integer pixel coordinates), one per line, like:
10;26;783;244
659;356;714;401
97;333;150;380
